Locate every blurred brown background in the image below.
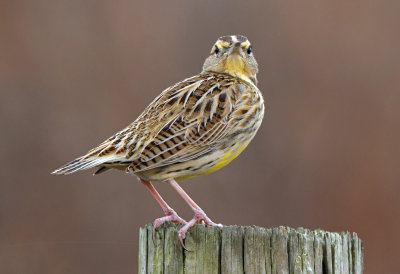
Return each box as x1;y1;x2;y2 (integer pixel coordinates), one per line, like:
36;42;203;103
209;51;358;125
1;0;399;273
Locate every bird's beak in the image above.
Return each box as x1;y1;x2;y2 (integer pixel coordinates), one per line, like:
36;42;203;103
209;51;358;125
229;41;242;55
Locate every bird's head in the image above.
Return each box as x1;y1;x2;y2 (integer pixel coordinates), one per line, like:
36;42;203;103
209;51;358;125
202;35;258;85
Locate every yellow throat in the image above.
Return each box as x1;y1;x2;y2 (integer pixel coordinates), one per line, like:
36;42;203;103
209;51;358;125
225;55;251;83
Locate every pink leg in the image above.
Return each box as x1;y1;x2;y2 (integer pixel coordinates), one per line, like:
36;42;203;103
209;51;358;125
167;179;223;246
140;179;187;236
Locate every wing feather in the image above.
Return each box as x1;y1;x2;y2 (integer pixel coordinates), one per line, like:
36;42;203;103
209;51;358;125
131;74;251;172
52;73;255;175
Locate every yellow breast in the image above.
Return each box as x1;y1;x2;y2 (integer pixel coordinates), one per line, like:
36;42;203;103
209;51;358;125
176;142;249;180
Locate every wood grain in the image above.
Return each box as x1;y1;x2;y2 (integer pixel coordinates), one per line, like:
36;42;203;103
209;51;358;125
138;223;363;273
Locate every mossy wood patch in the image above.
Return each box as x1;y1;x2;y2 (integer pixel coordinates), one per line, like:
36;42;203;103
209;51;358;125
138;223;363;274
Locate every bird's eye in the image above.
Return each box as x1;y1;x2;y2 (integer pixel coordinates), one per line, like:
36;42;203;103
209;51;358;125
214;45;220;54
247;45;252;54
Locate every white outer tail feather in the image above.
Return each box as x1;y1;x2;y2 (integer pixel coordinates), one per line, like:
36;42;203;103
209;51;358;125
51;155;119;175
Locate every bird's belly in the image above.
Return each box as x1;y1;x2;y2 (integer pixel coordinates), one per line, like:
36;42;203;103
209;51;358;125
175;141;250;180
136;138;252;182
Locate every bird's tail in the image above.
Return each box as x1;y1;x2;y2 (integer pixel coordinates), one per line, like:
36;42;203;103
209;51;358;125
51;155;107;175
52;136;130;175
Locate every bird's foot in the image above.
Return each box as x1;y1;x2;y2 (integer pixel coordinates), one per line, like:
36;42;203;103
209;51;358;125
177;209;223;247
152;208;187;239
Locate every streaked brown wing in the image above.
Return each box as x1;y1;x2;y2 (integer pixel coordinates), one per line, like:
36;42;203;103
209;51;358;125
130;73;252;172
53;73;251;175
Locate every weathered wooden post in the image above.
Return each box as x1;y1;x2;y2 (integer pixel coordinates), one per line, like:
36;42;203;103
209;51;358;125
138;223;363;273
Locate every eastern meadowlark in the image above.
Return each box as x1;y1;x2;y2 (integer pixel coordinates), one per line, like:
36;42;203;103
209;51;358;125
53;35;265;244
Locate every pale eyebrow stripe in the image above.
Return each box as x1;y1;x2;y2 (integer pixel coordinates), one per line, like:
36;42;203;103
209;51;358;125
216;40;230;48
241;41;251;48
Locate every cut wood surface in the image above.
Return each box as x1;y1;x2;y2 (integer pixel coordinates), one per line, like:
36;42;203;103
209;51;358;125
138;223;363;274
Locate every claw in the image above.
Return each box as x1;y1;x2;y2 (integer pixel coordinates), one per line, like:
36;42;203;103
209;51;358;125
177;209;223;247
177;218;196;250
179;237;190;251
151;209;187;242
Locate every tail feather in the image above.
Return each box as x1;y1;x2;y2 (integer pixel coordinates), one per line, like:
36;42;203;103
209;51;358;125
52;138;131;175
52;156;107;175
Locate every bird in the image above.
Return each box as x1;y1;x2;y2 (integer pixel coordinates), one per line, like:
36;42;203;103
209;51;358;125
52;35;265;245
